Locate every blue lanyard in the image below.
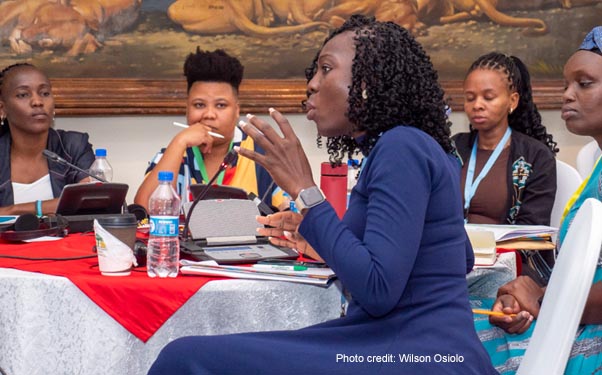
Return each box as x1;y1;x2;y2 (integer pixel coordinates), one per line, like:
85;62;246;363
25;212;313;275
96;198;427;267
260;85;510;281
463;127;512;220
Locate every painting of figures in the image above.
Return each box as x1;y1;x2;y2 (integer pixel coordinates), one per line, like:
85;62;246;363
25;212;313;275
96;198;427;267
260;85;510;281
0;0;600;113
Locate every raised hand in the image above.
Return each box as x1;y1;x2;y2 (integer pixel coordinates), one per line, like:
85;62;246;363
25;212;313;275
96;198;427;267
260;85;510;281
235;109;316;199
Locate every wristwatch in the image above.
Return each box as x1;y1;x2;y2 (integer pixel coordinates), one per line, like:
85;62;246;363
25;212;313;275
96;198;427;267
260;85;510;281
295;186;326;212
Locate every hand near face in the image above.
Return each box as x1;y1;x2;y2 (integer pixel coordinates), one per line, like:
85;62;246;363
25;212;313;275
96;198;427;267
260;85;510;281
237;109;316;199
489;294;534;334
256;211;325;262
173;123;214;152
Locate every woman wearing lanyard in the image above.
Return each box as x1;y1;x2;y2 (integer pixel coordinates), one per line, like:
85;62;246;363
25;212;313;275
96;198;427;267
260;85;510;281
474;26;602;375
134;48;284;211
452;52;558;283
453;52;558;226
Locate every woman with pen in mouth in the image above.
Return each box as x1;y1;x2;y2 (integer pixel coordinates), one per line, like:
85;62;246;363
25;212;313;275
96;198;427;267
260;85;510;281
134;48;285;211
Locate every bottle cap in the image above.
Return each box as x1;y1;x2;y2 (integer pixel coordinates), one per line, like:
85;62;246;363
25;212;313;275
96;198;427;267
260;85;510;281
158;171;174;182
95;148;107;157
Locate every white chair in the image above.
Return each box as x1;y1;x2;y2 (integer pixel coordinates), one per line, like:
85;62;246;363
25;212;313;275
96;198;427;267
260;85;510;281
516;198;602;375
576;140;601;180
550;160;582;229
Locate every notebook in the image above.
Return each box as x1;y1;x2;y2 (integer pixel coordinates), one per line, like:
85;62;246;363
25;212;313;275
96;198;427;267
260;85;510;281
180;199;297;264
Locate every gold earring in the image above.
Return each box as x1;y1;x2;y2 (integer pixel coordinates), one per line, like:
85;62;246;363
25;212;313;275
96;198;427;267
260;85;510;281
362;89;368;100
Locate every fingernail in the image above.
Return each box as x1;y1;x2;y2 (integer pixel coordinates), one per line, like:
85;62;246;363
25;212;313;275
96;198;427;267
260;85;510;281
268;107;275;114
246;113;254;119
233;146;240;153
238;120;246;128
283;230;291;238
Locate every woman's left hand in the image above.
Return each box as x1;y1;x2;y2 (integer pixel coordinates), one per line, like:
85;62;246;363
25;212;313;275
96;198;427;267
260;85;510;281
236;109;315;199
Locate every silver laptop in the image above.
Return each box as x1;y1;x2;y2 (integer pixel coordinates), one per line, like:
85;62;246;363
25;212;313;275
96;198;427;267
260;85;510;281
180;199;297;264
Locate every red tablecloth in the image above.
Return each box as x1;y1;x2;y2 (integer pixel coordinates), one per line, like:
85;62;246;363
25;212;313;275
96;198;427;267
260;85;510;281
0;234;218;342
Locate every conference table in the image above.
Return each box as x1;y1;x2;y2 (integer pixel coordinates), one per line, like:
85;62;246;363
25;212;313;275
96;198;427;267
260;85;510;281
0;234;515;375
0;268;343;375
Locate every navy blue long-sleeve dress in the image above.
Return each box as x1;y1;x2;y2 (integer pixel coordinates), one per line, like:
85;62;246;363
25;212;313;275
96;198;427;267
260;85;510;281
149;126;497;374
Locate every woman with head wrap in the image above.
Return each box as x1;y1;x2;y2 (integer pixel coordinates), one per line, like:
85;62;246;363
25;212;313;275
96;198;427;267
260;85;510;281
474;26;602;374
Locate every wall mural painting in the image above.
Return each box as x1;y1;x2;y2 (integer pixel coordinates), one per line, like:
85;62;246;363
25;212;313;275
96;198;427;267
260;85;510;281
0;0;600;114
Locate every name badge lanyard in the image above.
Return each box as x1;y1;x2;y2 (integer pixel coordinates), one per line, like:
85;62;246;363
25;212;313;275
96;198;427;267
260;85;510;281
463;127;512;222
192;142;234;185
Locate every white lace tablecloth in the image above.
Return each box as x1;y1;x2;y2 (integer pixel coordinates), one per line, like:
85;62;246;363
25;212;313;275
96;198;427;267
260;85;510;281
467;252;518;298
0;269;342;375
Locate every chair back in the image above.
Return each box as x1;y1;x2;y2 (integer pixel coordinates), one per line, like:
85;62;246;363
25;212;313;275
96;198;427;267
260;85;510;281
516;198;602;375
550;161;582;229
576;140;601;180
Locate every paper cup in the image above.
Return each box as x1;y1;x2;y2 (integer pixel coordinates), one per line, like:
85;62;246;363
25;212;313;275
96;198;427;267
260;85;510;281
94;216;137;276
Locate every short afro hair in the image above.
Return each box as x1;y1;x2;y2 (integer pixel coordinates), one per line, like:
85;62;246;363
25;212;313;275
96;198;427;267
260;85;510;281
183;47;244;93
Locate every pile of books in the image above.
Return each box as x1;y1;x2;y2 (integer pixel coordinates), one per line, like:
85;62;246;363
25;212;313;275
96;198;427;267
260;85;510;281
465;224;558;266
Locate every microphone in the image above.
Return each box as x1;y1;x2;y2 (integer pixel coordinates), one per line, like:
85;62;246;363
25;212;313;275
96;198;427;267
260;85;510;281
182;149;237;241
43;150;109;183
42;149;127;213
248;192;274;216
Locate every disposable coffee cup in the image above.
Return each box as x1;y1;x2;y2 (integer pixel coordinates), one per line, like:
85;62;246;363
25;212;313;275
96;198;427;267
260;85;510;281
94;215;138;276
97;214;137;251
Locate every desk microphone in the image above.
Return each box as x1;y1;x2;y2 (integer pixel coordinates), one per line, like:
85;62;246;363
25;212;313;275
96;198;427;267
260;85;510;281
43;150;109;183
182;149;237;241
42;149;128;214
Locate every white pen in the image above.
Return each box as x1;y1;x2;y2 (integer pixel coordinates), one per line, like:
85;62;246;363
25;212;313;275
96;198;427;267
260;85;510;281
173;122;225;139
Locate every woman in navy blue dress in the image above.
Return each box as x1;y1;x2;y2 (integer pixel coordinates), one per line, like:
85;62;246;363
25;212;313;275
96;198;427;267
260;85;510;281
149;15;497;374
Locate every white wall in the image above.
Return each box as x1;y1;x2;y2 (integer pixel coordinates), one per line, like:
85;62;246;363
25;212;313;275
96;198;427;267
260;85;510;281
56;110;592;204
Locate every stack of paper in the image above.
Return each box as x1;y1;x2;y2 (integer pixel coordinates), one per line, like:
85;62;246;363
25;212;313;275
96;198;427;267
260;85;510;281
466;228;497;266
465;224;557;250
179;260;337;286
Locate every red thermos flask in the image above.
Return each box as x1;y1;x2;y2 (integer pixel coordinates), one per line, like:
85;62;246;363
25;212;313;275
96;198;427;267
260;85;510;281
320;162;347;219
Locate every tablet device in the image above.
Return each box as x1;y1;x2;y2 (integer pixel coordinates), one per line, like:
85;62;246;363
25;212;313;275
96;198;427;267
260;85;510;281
189;184;248;200
180;199;297;264
56;182;128;216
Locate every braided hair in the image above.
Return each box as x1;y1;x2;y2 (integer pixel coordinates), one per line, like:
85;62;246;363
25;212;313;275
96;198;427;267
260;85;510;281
466;52;558;154
304;14;454;163
183;47;244;94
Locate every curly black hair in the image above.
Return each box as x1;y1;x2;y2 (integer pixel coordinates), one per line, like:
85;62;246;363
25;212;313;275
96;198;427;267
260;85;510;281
304;14;453;164
183;47;244;94
467;52;558;154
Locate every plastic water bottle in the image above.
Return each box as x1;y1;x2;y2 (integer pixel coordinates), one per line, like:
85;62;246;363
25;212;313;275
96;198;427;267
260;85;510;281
147;171;181;278
89;148;113;182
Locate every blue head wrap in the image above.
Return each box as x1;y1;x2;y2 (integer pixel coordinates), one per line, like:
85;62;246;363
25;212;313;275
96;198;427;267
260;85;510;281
579;26;602;54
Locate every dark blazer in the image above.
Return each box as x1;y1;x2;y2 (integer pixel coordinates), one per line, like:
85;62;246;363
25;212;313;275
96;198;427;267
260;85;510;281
0;127;95;206
453;130;557;225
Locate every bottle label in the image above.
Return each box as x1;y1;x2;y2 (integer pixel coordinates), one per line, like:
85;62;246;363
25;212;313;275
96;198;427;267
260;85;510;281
149;216;179;237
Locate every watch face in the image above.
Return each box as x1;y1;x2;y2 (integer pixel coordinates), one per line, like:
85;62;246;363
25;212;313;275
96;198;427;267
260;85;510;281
300;186;325;207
